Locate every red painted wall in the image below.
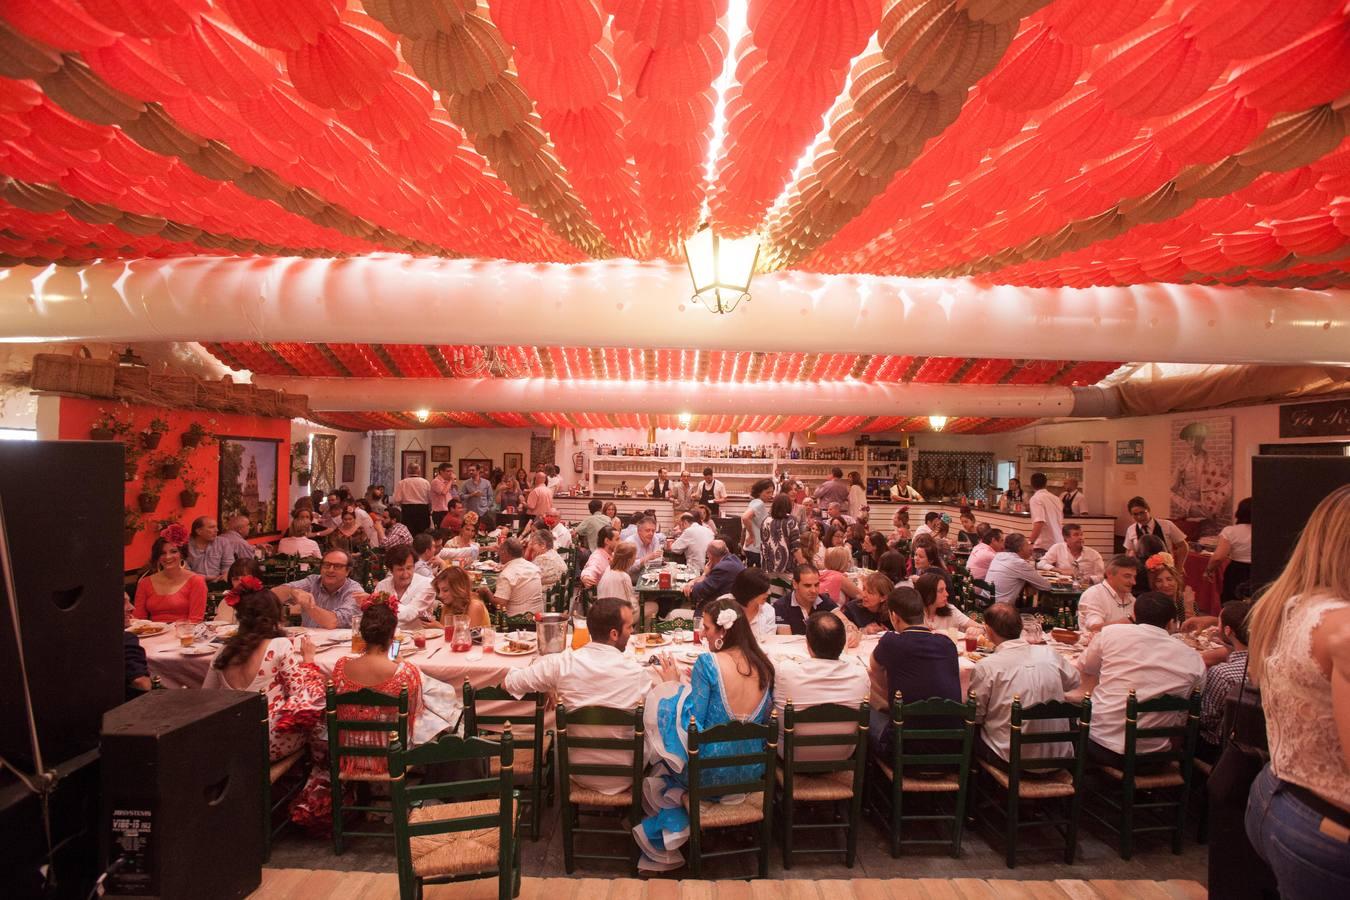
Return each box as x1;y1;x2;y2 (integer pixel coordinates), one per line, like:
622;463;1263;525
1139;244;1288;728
57;397;291;571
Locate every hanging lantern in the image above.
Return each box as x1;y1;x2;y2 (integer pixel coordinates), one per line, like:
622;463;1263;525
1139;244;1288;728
805;430;818;445
550;424;561;442
415;409;429;423
682;223;761;314
929;416;949;431
678;412;692;427
730;427;739;445
647;425;657;445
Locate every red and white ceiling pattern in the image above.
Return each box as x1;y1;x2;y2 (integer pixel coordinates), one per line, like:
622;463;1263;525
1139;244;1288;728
1;1;1347;433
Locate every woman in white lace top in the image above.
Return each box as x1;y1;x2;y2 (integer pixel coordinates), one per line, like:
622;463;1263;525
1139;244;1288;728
1244;484;1350;898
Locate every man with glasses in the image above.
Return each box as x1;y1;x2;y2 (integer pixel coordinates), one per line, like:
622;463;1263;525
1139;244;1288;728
273;549;365;628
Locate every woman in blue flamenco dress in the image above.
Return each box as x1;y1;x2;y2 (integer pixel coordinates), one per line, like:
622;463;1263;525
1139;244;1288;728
634;596;776;871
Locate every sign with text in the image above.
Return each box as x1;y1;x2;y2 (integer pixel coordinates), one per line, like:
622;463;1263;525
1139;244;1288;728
1280;398;1350;438
1116;439;1144;465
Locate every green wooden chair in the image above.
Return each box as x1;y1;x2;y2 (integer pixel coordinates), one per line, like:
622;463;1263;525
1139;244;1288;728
259;691;309;862
869;691;977;858
974;696;1091;868
687;715;779;879
556;703;645;873
778;700;869;868
545;578;570;614
1086;688;1202;859
463;682;554;841
971;578;995;609
325;684;410;855
389;730;521;900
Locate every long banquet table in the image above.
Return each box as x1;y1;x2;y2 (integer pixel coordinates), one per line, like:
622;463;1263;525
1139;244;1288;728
140;627;981;703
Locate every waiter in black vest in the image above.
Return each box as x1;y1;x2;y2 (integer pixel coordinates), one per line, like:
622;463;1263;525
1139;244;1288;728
1061;477;1086;516
644;467;671;499
698;467;726;519
1123;495;1189;566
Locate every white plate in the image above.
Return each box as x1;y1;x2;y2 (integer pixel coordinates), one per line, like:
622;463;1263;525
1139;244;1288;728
495;644;537;657
179;645;217;656
127;621;169;637
327;629;353;640
633;634;672;649
284;626;308;637
677;650;704;664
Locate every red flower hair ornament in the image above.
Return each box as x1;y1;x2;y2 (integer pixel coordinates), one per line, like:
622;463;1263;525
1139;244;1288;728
159;523;189;545
360;591;398;615
223;575;264;607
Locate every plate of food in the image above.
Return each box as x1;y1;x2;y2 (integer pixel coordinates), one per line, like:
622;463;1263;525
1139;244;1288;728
179;644;217;656
634;633;671;649
209;622;238;638
127;620;169;637
496;638;537;657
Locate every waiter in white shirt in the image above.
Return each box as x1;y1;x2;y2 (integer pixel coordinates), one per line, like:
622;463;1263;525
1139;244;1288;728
1027;473;1063;553
1061;477;1086;516
1076;555;1137;632
503;598;656;794
1123;495;1189;565
393;464;432;534
1036;524;1105;583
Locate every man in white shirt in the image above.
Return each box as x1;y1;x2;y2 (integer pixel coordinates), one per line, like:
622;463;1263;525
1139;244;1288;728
967;528;1002;582
503;598;655;794
1123;496;1189;566
984;533;1052;606
579;526;617;588
492;538;544;616
545;465;563;491
1037;524;1105;582
619;515;665;573
669;511;714;572
348;501;381;545
740;479;775;567
1076;592;1205;766
392;464;432;534
373;545;437;626
525;529;567;589
411;533;440;580
969;603;1081;765
544;514;573;550
1028;473;1063;553
913;511;941;540
773;613;870;761
1061;477;1086;516
1076;554;1138;632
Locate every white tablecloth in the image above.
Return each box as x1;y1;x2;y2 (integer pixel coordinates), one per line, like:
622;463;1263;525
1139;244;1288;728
140;628;979;733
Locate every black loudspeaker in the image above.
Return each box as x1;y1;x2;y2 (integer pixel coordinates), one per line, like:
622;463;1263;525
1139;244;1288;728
101;690;265;899
0;440;124;771
1251;455;1350;590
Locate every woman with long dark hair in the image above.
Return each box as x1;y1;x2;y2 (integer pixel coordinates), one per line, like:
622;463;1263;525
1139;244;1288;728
636;597;775;871
915;571;971;630
760;492;801;575
133;526;208;622
205;583;325;758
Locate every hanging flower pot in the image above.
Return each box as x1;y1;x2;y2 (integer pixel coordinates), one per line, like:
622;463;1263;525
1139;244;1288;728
179;489;199;507
91;427;116;441
297;470;311;486
124;527;138;546
137;492;159;513
160;460;182;479
181;432;201;448
141;431;163;450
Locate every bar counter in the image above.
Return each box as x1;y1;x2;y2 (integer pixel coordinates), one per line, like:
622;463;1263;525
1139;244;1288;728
550;494;1118;556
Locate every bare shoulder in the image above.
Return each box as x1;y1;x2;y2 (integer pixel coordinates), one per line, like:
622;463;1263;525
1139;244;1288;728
1309;597;1350;673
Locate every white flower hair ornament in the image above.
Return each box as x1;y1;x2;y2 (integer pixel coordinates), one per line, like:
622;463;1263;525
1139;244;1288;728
716;608;738;631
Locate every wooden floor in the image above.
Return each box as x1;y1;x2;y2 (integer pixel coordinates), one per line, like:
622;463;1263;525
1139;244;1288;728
250;869;1208;900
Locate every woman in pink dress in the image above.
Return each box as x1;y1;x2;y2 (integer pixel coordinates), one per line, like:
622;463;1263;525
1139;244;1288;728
133;527;207;623
329;594;423;781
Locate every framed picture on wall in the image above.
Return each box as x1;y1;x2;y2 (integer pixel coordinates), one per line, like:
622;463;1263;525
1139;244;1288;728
217;436;281;537
503;452;523;474
459;458;492;480
430;445;452;463
401;449;427;479
341;454;356;484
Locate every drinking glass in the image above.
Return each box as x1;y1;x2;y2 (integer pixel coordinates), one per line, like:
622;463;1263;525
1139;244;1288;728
571;618;590;650
173;621;194;648
350;611;366;653
481;627;497;654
